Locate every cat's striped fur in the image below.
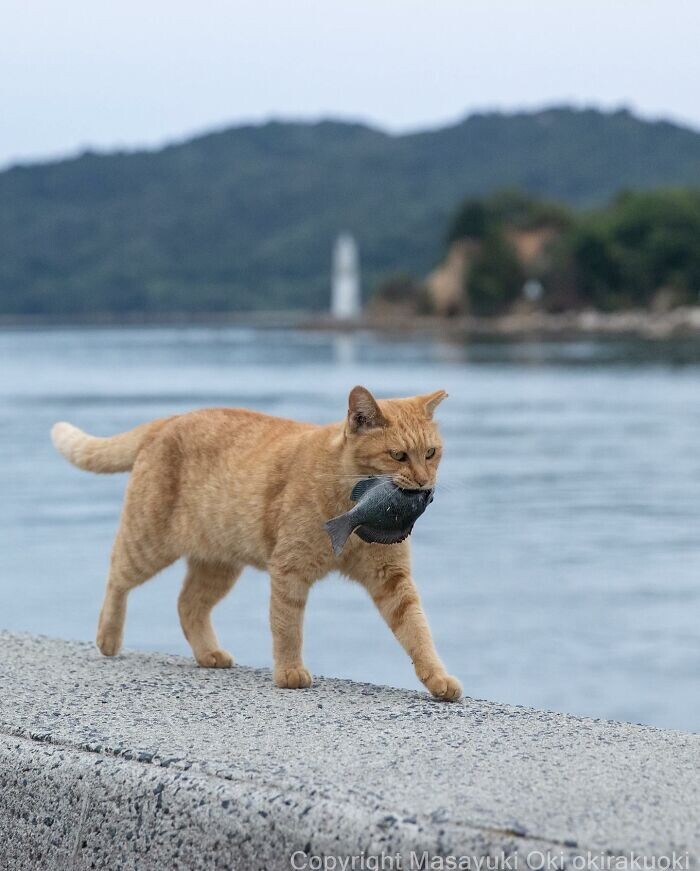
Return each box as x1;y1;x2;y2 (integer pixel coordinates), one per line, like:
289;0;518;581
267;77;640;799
51;386;461;700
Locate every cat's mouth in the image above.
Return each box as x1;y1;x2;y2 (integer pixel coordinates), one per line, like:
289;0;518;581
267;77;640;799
393;477;434;492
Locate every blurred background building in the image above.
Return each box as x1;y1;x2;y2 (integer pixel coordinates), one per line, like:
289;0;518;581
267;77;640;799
330;233;361;320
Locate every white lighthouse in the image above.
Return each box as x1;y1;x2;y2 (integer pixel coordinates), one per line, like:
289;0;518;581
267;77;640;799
331;233;361;320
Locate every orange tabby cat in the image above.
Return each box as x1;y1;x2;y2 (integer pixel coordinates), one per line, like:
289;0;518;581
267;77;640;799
51;386;461;701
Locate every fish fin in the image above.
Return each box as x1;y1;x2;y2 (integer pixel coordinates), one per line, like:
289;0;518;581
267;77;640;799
324;513;356;556
351;477;379;501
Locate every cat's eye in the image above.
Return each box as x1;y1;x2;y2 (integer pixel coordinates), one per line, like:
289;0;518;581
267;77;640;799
390;450;408;462
425;447;436;459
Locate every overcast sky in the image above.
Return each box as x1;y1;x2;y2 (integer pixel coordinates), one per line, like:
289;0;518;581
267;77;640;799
2;0;699;167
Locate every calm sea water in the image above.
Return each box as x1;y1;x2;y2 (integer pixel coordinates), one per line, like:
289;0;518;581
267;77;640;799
1;326;699;731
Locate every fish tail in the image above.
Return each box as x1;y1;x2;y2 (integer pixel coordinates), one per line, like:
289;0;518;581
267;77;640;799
324;514;355;556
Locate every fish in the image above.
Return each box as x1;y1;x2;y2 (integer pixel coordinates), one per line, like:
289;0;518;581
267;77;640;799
324;477;434;556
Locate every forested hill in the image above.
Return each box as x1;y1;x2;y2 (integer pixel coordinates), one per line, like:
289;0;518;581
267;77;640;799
2;106;700;315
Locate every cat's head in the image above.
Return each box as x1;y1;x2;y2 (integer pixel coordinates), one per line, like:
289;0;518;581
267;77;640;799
343;385;447;490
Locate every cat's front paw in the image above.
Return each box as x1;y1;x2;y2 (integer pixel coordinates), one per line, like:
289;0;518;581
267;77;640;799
274;666;313;689
425;672;462;702
96;629;122;657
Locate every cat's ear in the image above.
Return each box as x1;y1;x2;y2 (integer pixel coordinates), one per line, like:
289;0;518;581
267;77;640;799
347;386;386;433
420;389;448;419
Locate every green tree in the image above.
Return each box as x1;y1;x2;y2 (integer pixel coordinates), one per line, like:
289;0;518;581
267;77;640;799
571;189;700;308
469;231;525;316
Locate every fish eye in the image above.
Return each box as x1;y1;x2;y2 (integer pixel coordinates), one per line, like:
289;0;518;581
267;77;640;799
390;450;408;462
425;447;436;459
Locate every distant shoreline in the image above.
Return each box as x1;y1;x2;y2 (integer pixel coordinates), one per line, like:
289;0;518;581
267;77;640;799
3;306;700;340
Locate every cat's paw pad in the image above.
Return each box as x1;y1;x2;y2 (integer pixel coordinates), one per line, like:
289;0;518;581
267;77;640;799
197;649;234;668
274;666;313;689
425;673;462;702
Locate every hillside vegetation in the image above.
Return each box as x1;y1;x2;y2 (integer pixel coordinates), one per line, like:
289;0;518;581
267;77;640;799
2;107;700;315
379;189;700;317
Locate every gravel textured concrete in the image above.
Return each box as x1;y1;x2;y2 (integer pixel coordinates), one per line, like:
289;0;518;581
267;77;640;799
0;632;698;870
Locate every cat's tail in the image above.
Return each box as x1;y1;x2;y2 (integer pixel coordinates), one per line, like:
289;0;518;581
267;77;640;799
324;513;356;556
50;418;171;473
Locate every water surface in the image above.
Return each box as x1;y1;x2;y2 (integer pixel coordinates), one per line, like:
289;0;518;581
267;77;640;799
1;327;699;731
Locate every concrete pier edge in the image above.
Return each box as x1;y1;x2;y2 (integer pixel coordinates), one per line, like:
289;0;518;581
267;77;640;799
0;632;698;870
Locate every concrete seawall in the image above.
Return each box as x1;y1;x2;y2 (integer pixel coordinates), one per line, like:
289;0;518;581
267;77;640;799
0;632;698;870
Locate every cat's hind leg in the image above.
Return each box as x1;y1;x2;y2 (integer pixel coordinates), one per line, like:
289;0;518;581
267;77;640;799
96;526;175;657
178;558;242;668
